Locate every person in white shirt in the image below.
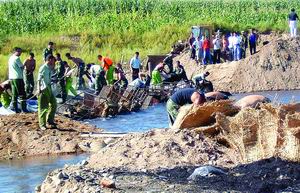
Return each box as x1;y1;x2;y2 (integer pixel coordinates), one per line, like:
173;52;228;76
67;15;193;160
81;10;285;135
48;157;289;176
213;35;221;64
8;47;28;113
228;33;234;61
130;52;141;81
192;36;203;64
232;32;241;61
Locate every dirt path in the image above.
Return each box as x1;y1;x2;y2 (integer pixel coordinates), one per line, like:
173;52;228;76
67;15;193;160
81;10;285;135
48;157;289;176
0;113;104;160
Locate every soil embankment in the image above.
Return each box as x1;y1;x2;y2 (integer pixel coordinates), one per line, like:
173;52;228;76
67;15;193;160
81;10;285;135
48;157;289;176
38;101;300;192
179;34;300;93
0;113;104;160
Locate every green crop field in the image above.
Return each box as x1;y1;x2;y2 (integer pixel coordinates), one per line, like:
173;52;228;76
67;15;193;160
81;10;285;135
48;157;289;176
0;0;298;80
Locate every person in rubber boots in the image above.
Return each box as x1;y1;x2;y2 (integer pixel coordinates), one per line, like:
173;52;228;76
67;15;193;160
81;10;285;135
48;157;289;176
64;61;78;97
8;47;28;113
37;55;58;130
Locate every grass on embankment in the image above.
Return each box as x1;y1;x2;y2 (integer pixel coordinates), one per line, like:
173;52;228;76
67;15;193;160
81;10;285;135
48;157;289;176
0;0;297;80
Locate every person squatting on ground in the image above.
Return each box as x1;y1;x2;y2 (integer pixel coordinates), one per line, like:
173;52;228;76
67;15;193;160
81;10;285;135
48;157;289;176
130;52;141;81
8;47;28;113
55;53;67;104
37;55;57;130
43;42;54;62
23;52;36;98
192;71;210;88
167;88;206;126
65;53;85;90
173;61;188;82
288;8;299;38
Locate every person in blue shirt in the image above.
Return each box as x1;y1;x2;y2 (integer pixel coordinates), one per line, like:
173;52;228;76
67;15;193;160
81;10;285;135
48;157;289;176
249;29;257;55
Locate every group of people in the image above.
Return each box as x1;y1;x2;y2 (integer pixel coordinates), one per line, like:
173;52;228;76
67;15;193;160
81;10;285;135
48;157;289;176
189;29;259;64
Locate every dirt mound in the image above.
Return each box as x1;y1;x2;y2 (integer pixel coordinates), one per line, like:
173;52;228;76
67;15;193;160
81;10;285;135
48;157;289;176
0;113;103;160
86;102;300;171
178;34;300;92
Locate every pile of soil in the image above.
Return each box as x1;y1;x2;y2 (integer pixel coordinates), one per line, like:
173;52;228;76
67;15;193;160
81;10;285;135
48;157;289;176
38;101;300;192
0;113;103;160
178;34;300;93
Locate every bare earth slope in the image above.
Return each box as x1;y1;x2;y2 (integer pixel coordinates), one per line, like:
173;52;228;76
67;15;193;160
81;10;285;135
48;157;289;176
179;35;300;93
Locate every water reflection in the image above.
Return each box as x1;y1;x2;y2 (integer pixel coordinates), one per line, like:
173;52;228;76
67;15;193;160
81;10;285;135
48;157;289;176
0;154;88;193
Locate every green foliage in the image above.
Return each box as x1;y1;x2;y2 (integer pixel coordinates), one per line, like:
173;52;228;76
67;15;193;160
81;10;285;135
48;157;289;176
0;0;297;80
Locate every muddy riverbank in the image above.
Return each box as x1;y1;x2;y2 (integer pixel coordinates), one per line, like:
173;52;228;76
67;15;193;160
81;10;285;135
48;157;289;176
0;113;104;160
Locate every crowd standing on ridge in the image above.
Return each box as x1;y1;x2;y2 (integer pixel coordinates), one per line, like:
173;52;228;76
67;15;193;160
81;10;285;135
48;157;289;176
189;29;258;64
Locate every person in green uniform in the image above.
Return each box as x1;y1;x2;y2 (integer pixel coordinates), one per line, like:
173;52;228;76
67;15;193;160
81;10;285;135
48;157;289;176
23;52;36;98
43;42;54;62
55;53;67;103
151;63;163;86
64;61;78;96
8;47;28;113
0;80;12;108
37;55;57;130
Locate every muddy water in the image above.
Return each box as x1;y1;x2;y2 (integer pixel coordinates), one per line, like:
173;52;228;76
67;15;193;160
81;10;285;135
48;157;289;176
0;90;299;193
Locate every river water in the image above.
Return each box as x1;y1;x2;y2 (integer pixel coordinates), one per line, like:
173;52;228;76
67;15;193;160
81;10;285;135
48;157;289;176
0;90;299;193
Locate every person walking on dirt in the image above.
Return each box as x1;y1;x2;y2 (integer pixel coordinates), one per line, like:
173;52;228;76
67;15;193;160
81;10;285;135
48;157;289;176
189;32;196;59
8;47;28;113
23;52;36;98
249;30;257;55
37;55;57;130
202;36;212;65
130;52;141;81
55;53;67;104
167;88;206;126
43;42;54;62
98;55;114;85
240;31;248;58
65;53;85;90
288;8;299;37
213;35;221;64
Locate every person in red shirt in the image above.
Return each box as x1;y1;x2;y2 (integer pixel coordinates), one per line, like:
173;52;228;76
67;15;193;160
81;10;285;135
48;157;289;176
202;36;212;65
